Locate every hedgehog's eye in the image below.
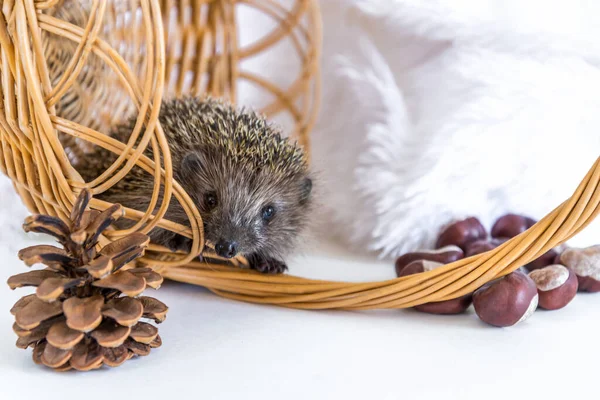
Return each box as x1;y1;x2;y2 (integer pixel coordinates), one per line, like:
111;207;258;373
261;205;276;221
204;192;218;210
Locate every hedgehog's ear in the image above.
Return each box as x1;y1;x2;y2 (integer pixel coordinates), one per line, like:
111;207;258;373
181;151;204;171
299;177;312;204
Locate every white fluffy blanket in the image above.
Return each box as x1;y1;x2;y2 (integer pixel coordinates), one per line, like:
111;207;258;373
310;0;600;258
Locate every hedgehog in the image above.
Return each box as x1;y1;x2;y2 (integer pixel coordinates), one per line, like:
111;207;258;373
76;97;313;274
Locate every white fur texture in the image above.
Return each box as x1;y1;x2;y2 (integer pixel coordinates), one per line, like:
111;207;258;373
310;0;600;259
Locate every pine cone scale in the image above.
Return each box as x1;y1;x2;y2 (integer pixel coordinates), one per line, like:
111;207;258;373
100;232;150;259
36;277;84;301
124;338;150;356
92;271;146;296
70;339;104;371
46;321;84;350
76;210;100;234
41;343;73;368
90;320;131;348
18;245;74;267
8;270;63;289
83;255;113;278
130;322;158;344
80;204;123;246
149;335;162;348
23;215;71;240
139;296;168;323
32;342;46;365
111;247;147;271
12;322;31;338
102;345;128;367
63;295;104;332
15;297;63;330
10;294;36;315
54;362;73;372
102;297;144;327
129;268;163;289
16;321;52;349
69;189;91;228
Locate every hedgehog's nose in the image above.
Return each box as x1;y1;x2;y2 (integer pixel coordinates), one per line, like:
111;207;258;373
215;240;237;259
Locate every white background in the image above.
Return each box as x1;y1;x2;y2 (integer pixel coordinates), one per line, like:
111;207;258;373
1;236;599;400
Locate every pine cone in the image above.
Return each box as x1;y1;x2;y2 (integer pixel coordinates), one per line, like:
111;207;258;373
7;189;168;371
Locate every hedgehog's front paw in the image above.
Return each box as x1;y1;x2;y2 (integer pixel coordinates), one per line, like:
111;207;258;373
247;254;288;274
166;234;192;254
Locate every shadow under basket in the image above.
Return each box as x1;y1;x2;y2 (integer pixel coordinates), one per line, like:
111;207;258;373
1;0;599;311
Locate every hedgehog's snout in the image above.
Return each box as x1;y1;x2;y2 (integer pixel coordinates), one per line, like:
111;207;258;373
215;240;238;259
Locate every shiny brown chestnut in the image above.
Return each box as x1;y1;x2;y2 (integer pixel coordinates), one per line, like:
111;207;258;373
464;240;495;257
527;249;559;272
473;271;538;327
464;238;508;257
395;245;464;277
436;217;487;251
559;245;600;292
398;260;472;314
491;214;537;239
415;295;473;315
528;265;578;310
397;260;443;277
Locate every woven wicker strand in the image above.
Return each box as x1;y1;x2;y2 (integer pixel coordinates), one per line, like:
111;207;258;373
0;0;598;311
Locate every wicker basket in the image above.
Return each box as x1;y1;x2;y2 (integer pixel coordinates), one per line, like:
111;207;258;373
1;0;599;311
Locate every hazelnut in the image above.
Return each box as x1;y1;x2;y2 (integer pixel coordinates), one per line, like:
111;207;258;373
464;238;508;257
473;271;538;327
527;249;559;271
436;217;487;251
395;245;464;277
559;245;600;292
528;265;578;310
398;260;472;314
491;214;536;239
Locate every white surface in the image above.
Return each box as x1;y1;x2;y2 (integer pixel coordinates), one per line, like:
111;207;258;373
1;237;599;400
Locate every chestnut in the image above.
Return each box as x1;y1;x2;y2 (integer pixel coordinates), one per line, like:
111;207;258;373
398;260;472;314
473;271;538;327
559;245;600;292
527;249;559;272
395;245;464;277
436;217;487;251
415;295;473;315
491;214;537;239
397;260;443;277
464;238;508;257
464;240;495;257
528;265;578;310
